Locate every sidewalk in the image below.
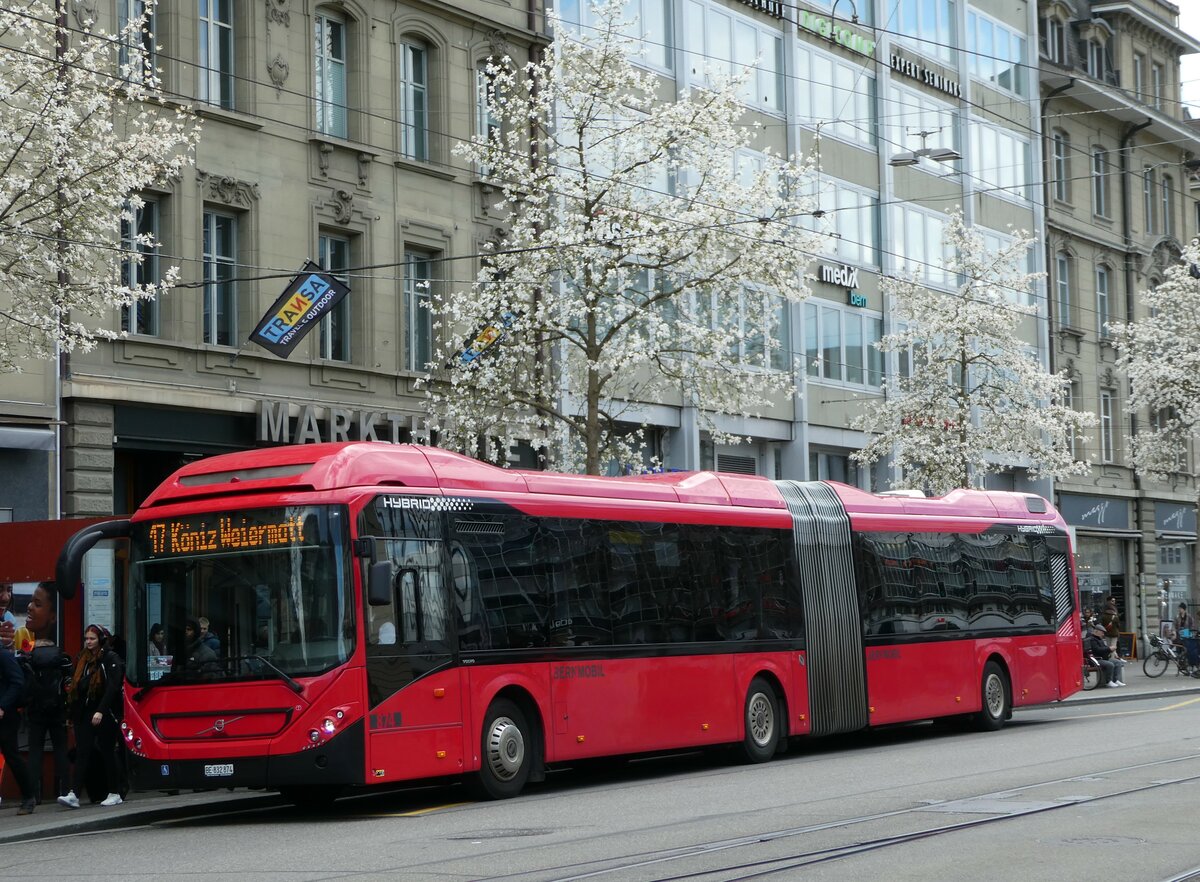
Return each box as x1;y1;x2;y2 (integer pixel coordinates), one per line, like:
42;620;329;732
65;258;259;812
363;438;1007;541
0;659;1194;842
1060;652;1200;705
0;786;281;844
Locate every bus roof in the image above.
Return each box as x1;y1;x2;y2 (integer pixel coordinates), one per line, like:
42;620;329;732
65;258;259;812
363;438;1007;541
138;441;1059;522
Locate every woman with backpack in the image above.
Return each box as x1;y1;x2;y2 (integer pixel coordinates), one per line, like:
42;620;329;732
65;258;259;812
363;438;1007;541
57;624;125;809
22;581;71;805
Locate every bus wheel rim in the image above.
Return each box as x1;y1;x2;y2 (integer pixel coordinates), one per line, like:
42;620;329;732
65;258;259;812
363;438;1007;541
486;716;524;781
984;674;1004;717
748;692;774;746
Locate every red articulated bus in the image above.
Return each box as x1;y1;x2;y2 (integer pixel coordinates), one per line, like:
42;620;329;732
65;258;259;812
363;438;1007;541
56;442;1083;805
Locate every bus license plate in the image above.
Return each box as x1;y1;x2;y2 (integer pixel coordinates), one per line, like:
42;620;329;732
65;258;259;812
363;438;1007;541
203;764;234;778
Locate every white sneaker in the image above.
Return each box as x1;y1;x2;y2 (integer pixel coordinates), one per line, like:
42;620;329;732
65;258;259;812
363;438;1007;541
56;791;80;809
1114;680;1126;686
99;793;123;807
1107;681;1120;688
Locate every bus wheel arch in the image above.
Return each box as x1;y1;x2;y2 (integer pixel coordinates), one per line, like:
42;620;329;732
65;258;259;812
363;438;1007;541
974;657;1012;732
740;673;786;763
474;687;545;799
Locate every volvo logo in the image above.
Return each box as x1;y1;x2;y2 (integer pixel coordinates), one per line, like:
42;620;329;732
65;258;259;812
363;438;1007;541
196;716;244;736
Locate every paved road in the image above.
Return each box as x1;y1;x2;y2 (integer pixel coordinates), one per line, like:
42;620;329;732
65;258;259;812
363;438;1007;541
1;662;1198;881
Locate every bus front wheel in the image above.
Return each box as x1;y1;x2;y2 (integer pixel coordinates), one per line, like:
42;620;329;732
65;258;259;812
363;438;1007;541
740;677;780;763
973;661;1011;732
476;698;532;799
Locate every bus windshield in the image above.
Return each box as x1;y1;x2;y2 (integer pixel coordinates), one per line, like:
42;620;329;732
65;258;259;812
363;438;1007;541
126;505;354;687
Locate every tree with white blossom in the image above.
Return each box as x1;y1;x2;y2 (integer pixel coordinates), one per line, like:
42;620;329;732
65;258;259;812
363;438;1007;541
852;210;1095;496
0;0;200;371
1109;241;1200;582
426;0;825;474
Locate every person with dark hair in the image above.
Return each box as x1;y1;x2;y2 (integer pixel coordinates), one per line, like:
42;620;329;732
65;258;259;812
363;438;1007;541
23;581;71;805
148;623;167;657
57;624;125;809
0;645;37;814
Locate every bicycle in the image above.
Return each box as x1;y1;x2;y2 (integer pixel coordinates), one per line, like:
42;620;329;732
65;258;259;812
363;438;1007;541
1143;633;1194;678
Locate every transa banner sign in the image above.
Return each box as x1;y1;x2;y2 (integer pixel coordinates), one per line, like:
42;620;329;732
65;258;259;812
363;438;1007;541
250;260;351;358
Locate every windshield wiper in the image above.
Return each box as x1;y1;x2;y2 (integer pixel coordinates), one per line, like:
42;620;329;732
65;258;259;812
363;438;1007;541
229;655;305;694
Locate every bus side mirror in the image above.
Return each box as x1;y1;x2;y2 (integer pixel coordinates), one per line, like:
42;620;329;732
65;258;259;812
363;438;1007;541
368;562;393;606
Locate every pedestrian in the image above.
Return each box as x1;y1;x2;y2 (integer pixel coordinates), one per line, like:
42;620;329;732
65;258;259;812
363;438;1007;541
1100;598;1121;652
1175;602;1198;672
23;581;71;805
1085;626;1126;687
0;646;37;814
57;625;125;809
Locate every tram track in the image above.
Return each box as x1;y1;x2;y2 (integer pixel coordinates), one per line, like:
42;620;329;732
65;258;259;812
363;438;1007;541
472;752;1200;882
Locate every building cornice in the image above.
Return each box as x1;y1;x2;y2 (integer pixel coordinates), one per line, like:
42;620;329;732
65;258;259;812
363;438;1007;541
1089;3;1200;55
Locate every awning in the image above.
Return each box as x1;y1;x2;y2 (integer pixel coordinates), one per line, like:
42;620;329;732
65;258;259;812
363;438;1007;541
0;426;54;451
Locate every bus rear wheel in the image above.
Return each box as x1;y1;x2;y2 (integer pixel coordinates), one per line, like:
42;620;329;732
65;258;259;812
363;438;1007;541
973;661;1011;732
740;677;780;763
476;698;532;799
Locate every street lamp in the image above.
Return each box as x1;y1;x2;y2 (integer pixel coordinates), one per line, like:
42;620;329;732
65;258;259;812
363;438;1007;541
889;129;961;167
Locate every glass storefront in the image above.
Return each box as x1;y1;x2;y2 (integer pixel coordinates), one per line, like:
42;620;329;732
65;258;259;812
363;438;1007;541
1075;535;1129;625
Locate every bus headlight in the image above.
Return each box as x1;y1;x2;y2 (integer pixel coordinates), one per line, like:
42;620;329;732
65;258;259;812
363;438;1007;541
321;718;337;736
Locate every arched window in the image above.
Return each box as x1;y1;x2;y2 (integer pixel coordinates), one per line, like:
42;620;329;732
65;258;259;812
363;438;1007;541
1092;147;1109;217
1052;131;1070;202
399;38;429;161
1095;264;1111;337
314;9;348;138
1054;251;1072;326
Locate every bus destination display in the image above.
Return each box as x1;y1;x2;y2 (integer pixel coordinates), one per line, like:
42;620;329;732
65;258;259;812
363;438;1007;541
146;511;311;557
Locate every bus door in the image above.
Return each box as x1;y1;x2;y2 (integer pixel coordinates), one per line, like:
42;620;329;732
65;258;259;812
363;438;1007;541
1046;532;1083;699
364;537;464;782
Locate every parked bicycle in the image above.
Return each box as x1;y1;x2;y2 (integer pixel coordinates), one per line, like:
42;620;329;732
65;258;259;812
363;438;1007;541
1143;633;1196;678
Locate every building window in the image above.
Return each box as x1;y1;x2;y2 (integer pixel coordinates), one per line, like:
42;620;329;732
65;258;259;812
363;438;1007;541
891;84;958;174
118;0;155;83
1043;17;1065;65
803;301;883;387
563;0;672;70
890;0;955;63
120;199;159;336
966;11;1027;96
1133;53;1145;100
399;40;428;161
1144;166;1157;233
1065;380;1079;459
1055;251;1071;326
198;0;234;108
1085;40;1104;79
891;204;951;287
1152;63;1164;109
1092;148;1109;217
404;249;433;371
1096;265;1110;338
318;234;350;361
1052;131;1070;202
1099;389;1115;463
1162;174;1174;237
202;211;237;346
970;120;1031;202
314;11;347;138
686;0;782;113
809;449;861;485
801;177;879;267
796;44;875;146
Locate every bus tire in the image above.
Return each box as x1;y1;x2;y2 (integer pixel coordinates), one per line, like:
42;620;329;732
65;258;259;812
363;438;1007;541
974;661;1010;732
740;677;780;763
476;698;532;799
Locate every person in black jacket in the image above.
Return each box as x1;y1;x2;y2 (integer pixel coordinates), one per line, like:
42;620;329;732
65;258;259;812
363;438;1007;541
57;625;124;809
1084;626;1126;687
0;646;36;813
23;581;71;804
